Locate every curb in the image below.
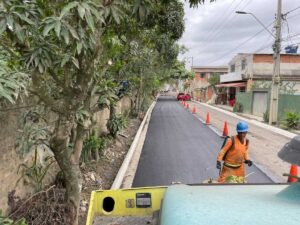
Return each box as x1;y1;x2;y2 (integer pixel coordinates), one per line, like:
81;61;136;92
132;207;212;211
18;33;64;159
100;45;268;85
192;100;296;139
111;101;156;190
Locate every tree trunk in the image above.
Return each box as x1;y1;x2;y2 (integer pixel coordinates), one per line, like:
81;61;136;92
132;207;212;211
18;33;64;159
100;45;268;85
50;116;82;225
95;148;100;162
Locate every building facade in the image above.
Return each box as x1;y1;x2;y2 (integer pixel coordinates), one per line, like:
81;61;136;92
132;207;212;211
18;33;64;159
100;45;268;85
217;53;300;115
189;66;228;102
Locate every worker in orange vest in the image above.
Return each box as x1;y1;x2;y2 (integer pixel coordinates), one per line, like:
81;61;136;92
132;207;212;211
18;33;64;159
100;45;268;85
216;121;253;183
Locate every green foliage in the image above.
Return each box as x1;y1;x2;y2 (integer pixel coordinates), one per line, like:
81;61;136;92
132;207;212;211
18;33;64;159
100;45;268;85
225;175;246;183
17;149;55;192
208;73;220;87
0;210;27;225
0;52;29;104
282;111;300;130
107;114;127;138
81;135;108;163
15;106;53;191
16;107;51;158
233;102;243;113
263;110;269;123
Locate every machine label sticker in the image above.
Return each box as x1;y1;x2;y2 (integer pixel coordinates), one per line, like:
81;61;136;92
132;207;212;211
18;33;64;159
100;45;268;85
136;193;152;208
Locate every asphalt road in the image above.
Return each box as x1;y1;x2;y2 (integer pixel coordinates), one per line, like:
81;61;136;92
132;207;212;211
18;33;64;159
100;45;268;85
132;96;273;187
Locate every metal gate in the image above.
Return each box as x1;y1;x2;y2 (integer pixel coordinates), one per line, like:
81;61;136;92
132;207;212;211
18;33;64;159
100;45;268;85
252;92;268;117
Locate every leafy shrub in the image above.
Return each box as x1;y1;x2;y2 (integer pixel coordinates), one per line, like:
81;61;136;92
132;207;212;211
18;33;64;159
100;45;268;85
233;102;243;113
81;135;108;163
17;149;55;192
263;110;269;123
107;114;127;138
0;209;27;225
282;111;300;130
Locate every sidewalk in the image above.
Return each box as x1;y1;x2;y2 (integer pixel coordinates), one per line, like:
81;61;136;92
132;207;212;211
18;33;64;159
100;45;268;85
214;103;264;122
183;100;294;182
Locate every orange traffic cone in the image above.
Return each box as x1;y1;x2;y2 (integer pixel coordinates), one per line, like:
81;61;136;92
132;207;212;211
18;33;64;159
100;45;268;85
192;106;196;114
206;112;211;125
222;121;228;137
288;164;298;183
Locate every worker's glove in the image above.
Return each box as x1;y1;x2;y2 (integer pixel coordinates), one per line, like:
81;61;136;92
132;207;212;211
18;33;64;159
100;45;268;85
216;161;222;170
244;160;253;167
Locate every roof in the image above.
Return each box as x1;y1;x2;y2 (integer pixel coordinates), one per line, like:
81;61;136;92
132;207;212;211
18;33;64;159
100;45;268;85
216;82;246;88
237;53;300;56
191;66;228;69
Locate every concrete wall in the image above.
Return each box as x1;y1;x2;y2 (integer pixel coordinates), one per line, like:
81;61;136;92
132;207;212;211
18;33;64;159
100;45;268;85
236;92;253;114
0;100;59;213
0;96;132;212
93;96;132;135
237;92;300;120
278;94;300;120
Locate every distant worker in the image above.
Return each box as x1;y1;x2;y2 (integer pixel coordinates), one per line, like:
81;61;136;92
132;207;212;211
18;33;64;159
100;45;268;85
216;121;253;183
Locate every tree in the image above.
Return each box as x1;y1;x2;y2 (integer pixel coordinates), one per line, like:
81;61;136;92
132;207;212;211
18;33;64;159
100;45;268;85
0;0;217;223
208;73;220;91
0;1;125;224
0;1;188;224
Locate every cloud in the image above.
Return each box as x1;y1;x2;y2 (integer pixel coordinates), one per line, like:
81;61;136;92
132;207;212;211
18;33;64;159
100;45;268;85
179;0;300;67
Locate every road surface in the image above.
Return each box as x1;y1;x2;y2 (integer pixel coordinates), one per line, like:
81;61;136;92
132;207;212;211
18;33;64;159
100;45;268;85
186;99;290;182
132;96;273;187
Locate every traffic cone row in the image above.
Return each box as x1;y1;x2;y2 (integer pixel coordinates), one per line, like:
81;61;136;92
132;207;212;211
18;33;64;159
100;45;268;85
180;102;229;137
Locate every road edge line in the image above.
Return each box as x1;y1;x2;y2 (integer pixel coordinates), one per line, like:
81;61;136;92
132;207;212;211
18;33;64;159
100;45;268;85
192;100;296;139
111;101;156;190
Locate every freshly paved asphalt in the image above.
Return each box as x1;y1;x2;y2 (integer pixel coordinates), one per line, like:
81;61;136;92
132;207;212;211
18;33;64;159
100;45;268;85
132;96;273;187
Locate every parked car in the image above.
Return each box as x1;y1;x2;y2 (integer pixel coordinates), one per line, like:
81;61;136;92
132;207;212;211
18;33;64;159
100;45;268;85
177;93;191;101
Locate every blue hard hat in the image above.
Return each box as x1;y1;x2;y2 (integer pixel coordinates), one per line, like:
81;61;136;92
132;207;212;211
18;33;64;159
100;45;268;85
236;121;249;133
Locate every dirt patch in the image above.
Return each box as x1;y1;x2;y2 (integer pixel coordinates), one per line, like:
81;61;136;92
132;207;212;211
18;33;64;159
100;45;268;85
8;186;69;225
79;118;141;225
6;118;141;225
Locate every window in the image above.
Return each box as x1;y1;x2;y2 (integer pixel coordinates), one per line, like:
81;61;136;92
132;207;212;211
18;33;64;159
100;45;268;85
230;64;235;72
200;73;206;78
241;59;247;70
240;87;246;92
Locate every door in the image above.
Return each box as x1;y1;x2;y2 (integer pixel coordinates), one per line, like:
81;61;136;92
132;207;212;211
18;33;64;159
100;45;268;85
252;92;268;117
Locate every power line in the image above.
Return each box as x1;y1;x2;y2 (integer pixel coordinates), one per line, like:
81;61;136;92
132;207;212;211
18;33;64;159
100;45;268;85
209;0;253;43
255;33;300;53
201;0;239;42
286;12;300;20
202;0;245;43
206;20;275;65
255;33;273;53
284;5;300;15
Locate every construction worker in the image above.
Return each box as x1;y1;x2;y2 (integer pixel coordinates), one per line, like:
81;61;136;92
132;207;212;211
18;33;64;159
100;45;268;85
216;121;253;183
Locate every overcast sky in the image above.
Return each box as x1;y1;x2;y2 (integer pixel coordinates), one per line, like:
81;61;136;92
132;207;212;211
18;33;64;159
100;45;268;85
178;0;300;68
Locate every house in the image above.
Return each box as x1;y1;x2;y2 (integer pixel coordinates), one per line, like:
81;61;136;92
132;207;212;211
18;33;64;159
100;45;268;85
189;66;228;102
217;53;300;117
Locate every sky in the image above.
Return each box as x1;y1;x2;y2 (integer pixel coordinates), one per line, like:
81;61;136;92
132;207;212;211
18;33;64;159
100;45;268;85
178;0;300;68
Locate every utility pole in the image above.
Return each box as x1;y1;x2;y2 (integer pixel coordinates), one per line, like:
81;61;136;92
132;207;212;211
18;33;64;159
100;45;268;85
269;0;282;125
